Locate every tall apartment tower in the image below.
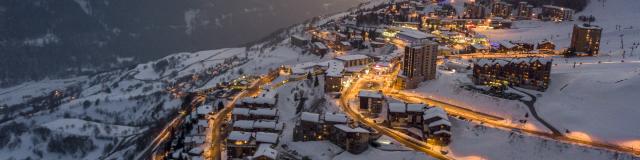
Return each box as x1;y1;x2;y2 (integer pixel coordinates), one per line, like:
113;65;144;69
398;41;438;89
569;24;602;56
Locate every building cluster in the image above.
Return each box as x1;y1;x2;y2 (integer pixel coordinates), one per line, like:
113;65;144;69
165;104;215;160
226;89;283;160
293;112;375;154
356;90;453;145
388;103;452;145
472;58;552;91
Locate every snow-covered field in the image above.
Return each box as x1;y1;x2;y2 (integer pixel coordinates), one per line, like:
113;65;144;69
448;118;638;160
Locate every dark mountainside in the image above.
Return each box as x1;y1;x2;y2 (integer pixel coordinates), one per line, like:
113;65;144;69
0;0;362;87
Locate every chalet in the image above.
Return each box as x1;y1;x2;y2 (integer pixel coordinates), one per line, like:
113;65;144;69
468;43;490;53
405;103;426;127
226;131;281;159
497;41;516;52
294;112;350;142
511;41;535;52
387;102;408;127
423;107;452;145
226;131;256;158
330;124;371;154
312;42;329;55
294;112;321;141
337;41;352;51
358;90;385;117
248;144;279;160
236;92;278;108
537;41;556;53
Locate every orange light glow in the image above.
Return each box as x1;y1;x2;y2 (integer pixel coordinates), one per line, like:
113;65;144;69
566;131;593;142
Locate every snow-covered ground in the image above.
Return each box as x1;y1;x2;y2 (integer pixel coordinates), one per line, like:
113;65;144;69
448;118;638;160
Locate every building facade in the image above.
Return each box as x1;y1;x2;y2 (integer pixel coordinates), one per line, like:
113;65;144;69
397;40;438;89
569;24;602;56
491;1;513;18
542;5;574;21
472;58;552;91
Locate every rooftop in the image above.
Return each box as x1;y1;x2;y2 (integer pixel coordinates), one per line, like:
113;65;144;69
228;131;252;141
358;90;383;99
336;54;370;61
334;124;370;133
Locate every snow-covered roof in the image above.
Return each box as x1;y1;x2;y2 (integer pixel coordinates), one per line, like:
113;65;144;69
253;120;277;129
576;24;601;30
423;107;448;120
334;124;370;133
250;108;278;116
251;143;278;159
291;34;309;40
358;90;383;99
301;112;321;123
197;105;213;115
388;103;407;113
189;146;204;155
325;60;345;77
255;132;279;144
475;58;552;66
233;120;254;129
228;131;252;141
428;119;452;127
398;29;435;40
542;5;574;11
406;103;426;112
471;43;488;50
345;65;367;73
433;130;452;135
340;41;351;46
336;54;370;61
232;108;250;116
323;113;348;123
241;96;277;105
314;42;328;49
498;41;516;49
192;136;205;144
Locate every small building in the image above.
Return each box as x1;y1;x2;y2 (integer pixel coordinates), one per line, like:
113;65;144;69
226;131;256;159
387;102;408;127
330;124;371;154
337;41;352;51
312;42;329;55
537;41;556;53
294;112;322;141
358;90;385;117
423;107;452;146
248;144;279;160
405;103;426;127
468;43;490;53
291;35;310;48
